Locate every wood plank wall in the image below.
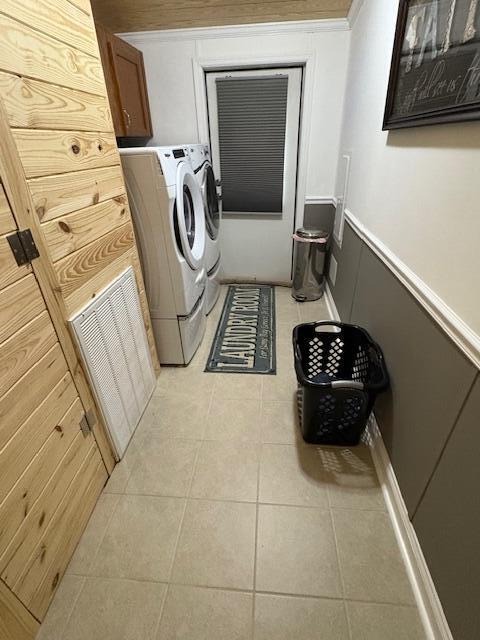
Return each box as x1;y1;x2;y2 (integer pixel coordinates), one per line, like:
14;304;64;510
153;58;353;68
0;0;159;365
0;0;160;636
0;580;39;640
0;171;108;633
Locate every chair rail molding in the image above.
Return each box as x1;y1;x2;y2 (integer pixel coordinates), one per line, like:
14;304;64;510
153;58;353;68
344;210;480;370
119;18;350;44
304;196;336;205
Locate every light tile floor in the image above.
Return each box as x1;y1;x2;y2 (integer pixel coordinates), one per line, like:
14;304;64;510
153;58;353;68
38;286;426;640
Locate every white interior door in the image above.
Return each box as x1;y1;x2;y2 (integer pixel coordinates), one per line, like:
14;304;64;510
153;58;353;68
207;67;302;283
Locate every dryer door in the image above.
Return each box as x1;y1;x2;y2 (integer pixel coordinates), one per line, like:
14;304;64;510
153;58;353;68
175;161;206;269
202;162;220;241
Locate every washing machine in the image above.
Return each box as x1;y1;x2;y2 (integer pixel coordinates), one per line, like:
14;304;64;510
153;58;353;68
187;144;221;314
120;146;207;365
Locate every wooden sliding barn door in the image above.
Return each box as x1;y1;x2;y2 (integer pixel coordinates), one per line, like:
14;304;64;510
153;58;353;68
0;172;107;626
0;0;160;635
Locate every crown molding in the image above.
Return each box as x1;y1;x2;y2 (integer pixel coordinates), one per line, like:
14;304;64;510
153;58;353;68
119;18;350;44
347;0;365;28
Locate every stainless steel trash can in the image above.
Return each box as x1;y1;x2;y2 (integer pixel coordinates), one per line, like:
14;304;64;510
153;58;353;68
292;228;329;301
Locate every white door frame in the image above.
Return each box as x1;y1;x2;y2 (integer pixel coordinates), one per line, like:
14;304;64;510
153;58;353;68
192;52;316;231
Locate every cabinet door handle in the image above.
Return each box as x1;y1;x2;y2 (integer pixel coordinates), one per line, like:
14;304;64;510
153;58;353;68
123;108;131;127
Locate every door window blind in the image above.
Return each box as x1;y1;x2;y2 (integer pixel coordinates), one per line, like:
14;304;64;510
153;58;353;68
215;74;288;215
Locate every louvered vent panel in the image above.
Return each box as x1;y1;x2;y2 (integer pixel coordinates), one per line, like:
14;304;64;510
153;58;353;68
71;268;155;458
109;285;146;412
122;274;153;405
80;312;130;452
96;294;139;431
216;75;288;214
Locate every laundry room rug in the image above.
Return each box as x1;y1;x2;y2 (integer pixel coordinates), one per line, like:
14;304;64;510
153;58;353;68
205;285;276;374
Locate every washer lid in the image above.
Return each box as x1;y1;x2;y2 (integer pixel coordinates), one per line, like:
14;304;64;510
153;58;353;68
175;161;206;269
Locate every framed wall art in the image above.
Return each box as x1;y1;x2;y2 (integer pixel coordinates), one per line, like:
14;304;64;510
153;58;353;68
383;0;480;129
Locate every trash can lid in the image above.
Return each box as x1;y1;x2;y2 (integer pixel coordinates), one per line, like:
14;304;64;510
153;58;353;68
295;228;329;240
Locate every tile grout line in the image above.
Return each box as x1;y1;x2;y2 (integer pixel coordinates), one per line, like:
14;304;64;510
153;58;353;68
256;292;277;639
166;385;215;579
58;495;122;635
50;575;86;639
100;491;386;513
62;572;421;608
344;598;353;640
252;423;262;640
162;384;216;585
110;430;305;445
106;437;141;494
328;507;352;640
69;493;121;580
103;434;306;446
325;464;355;637
152;412;206;638
151;582;169;640
199;380;214;429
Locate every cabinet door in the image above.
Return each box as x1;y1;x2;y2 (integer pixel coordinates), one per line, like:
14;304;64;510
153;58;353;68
95;23;125;137
109;36;153;138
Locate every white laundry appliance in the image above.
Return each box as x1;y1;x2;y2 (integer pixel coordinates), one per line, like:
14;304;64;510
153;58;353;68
120;146;207;365
187;144;221;314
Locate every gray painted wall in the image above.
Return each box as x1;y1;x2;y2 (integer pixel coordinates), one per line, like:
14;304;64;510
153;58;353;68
413;375;480;640
303;203;335;235
350;245;475;515
330;224;363;322
329;220;480;639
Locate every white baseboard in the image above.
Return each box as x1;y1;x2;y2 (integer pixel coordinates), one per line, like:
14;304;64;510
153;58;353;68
366;416;453;640
325;283;340;321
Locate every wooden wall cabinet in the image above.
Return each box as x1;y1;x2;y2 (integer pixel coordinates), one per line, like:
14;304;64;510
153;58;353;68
96;23;152;140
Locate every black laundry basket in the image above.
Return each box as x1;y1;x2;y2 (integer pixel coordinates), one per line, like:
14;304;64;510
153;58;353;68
293;321;389;446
